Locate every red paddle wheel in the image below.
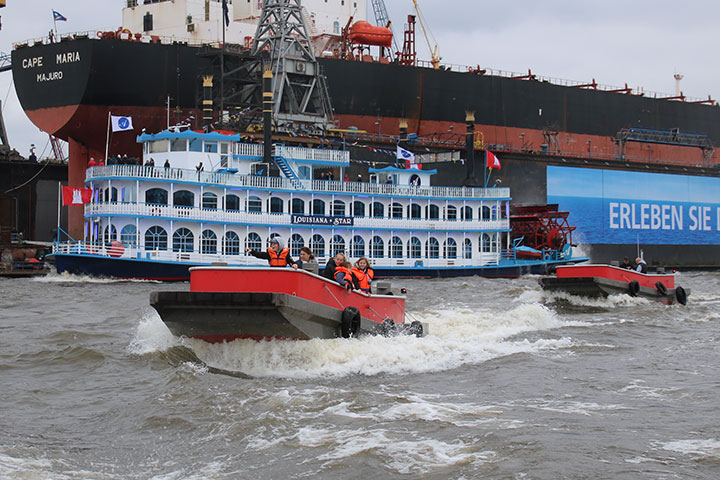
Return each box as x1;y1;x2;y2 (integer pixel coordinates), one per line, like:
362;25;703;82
510;204;577;258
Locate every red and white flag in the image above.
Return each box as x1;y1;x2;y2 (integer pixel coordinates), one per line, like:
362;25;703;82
62;186;92;206
486;150;501;170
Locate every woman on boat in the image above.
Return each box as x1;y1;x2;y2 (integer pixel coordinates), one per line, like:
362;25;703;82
334;260;354;290
246;236;298;269
296;247;318;272
351;257;374;293
322;252;347;280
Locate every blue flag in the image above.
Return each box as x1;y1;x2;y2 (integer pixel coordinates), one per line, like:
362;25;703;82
53;10;67;22
222;0;229;27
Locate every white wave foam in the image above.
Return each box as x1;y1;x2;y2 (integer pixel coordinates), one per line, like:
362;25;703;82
32;270;162;284
659;438;720;459
618;379;681;399
127;308;179;355
543;290;651;308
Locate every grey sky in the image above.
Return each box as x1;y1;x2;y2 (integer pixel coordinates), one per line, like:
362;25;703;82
1;0;718;157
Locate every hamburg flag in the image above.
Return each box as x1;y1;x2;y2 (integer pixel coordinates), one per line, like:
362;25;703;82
111;115;134;132
62;186;92;206
53;10;67;22
486;150;501;170
396;145;415;167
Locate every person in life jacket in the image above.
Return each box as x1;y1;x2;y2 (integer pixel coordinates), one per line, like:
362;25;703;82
322;252;347;281
334;260;354;290
246;236;298;269
351;257;374;293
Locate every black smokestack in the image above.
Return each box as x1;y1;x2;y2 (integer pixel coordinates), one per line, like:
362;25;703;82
463;111;479;186
202;75;213;131
262;65;273;165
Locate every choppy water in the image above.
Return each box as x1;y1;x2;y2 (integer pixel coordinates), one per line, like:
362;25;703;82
1;271;719;479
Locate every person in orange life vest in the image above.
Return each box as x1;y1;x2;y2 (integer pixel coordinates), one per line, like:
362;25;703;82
351;257;374;293
334;260;354;290
245;236;298;269
322;252;347;280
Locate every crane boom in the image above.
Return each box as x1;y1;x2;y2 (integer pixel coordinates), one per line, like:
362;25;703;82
412;0;439;68
370;0;399;57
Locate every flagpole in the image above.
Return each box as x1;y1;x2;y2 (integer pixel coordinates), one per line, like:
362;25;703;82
104;112;111;164
56;181;61;243
483;151;488;188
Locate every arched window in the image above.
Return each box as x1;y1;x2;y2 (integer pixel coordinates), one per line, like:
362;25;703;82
104;187;118;202
333;20;340;34
445;205;457;221
269;197;283;214
202;192;217;210
408;237;421;258
371;236;384;258
172;228;194;252
425;237;439;258
351;235;365;258
247;196;261;213
372;202;384;218
290;233;304;256
461;206;473;221
481;233;492;252
245;232;262;251
225;194;240;211
312;199;325;215
352;201;365;217
145;188;168;205
145;226;167;251
120;224;137;247
223;231;240;255
390;202;402;218
201;230;217;254
444;238;457;259
390;236;403;258
426;204;439;220
407;204;421;219
331;235;345;256
481;205;491;220
311;234;325;258
291;198;305;214
173;190;194;207
332;200;346;216
464;238;472;259
103;224;117;245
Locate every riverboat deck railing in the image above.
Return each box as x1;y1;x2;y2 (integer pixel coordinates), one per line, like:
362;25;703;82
85;165;511;199
275;146;350;165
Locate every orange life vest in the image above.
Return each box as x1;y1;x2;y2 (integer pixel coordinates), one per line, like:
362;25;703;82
267;247;290;267
334;265;352;286
351;267;373;292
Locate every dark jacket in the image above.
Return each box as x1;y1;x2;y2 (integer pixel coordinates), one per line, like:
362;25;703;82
322;258;337;280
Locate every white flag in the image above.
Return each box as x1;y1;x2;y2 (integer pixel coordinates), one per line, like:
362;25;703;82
396;145;415;164
111;115;134;132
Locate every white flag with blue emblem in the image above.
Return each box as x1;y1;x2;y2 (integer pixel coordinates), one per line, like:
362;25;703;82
111;115;134;132
396;145;415;164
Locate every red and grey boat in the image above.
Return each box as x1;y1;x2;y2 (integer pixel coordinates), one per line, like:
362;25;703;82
150;266;423;342
540;264;689;305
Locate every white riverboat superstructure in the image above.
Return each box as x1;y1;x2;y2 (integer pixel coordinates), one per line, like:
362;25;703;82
50;128;584;279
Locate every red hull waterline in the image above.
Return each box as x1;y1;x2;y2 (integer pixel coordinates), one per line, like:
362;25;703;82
150;267;422;342
541;264;689;305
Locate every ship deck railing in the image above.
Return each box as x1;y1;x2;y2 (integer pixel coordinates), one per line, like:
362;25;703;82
53;240;503;268
86;165;511;199
85;202;510;232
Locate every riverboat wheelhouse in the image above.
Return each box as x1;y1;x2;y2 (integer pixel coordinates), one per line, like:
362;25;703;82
51;129;579;280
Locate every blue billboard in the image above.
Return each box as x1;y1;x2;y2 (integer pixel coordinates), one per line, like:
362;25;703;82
547;166;720;245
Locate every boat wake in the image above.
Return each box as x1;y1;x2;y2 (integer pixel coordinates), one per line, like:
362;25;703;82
32;270;163;284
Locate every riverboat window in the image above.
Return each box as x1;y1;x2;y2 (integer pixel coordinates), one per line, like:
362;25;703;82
331;235;345;256
170;138;187;152
312;199;326;215
332;200;346;216
145;188;168;205
390;202;402;218
371;236;384;258
189;138;203;152
408;237;421;258
145;226;168;251
426;204;439;220
269;197;284;214
290;234;304;256
204;141;218;153
445;205;457;221
481;233;491;253
120;225;137;247
481;205;491;220
121;187;135;203
372;202;384;218
461;206;473;221
351;235;365;257
201;230;217;254
150;139;169;153
311;234;325;258
444;238;457;259
352;201;365;217
407;204;421;219
390;236;403;258
202;192;218;210
173;228;194;253
103;225;117;245
426;237;439;258
174;190;194;207
247;196;262;213
224;231;241;255
464;238;472;259
292;198;305;214
104;187;118;202
245;232;262;251
225;194;240;211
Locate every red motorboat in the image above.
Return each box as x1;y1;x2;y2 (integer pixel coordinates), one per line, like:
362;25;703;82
541;264;689;305
150;267;423;342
